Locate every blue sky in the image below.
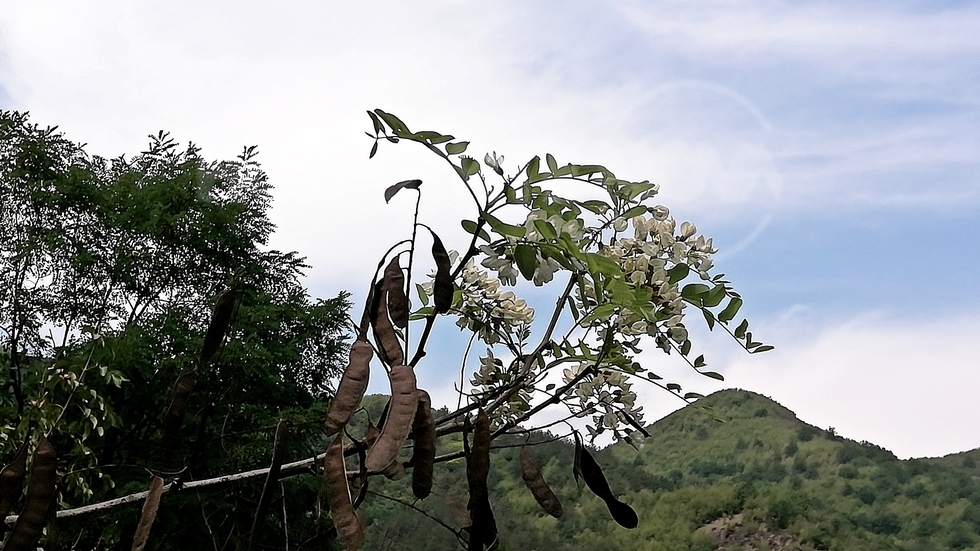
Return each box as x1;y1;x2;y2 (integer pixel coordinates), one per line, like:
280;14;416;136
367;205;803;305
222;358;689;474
2;0;978;458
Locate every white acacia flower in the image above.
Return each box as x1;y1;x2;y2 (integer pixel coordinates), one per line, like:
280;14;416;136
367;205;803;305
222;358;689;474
679;221;697;240
651;205;670;221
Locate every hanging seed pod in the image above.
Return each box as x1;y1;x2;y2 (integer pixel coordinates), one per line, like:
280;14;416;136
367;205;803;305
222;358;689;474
0;439;30;521
324;338;373;436
520;446;562;518
430;230;454;314
161;371;196;442
130;475;164;551
364;365;417;473
370;278;404;366
410;390;436;500
465;409;496;551
383;256;409;329
247;420;289;551
579;446;638;529
323;433;363;551
200;285;240;365
4;436;57;551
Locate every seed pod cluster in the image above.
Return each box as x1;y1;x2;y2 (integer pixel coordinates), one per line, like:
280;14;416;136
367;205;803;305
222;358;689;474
0;439;30;521
519;446;562;518
364;364;417;473
578;445;638;529
465;409;496;551
4;436;57;551
323;433;363;551
410;390;436;500
324;338;373;436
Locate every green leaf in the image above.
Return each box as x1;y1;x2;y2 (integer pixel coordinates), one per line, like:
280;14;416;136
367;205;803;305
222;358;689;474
533;219;557;240
384;179;422;203
718;297;743;323
666;383;681;392
734;319;749;339
693;355;706;368
375;110;411;136
461;219;491;242
681;283;710;300
701;308;715;330
416;283;429;306
702;284;727;308
369;140;378;159
667;263;689;284
367;110;384;134
461;157;481;179
546;153;558;174
514;244;537;281
680;340;692;356
446;141;469;155
415;130;454;144
546;383;556;392
621;206;646;219
585;253;621;277
750;345;774;353
483;213;526;238
700;371;724;381
580;200;609;214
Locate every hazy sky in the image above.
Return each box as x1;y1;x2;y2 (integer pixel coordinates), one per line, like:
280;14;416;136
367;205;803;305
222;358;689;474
2;1;978;459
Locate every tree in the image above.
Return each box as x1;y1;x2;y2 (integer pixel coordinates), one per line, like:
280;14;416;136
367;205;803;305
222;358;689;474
0;111;349;548
1;109;769;550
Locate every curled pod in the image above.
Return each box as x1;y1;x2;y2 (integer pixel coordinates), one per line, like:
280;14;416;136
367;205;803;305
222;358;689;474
579;447;638;529
466;409;496;551
200;285;241;365
323;433;363;551
410;390;436;500
383;256;409;329
364;365;417;473
0;439;30;520
429;231;454;314
520;446;562;518
5;436;57;551
324;338;374;436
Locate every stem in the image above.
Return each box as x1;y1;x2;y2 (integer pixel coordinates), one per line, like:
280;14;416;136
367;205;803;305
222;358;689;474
405;191;421;362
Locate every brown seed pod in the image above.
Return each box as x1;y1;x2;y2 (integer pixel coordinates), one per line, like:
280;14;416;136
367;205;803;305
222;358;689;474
161;371;196;442
323;433;363;551
5;436;57;551
130;475;164;551
370;278;404;366
430;230;454;314
0;439;30;520
519;446;563;518
579;446;637;529
364;365;417;473
380;459;405;481
410;390;436;500
324;338;373;436
200;285;240;365
465;409;496;551
383;256;409;329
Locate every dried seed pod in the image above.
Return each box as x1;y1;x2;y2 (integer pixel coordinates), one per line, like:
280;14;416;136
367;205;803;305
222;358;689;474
5;436;57;551
410;390;436;500
130;475;164;551
323;434;363;551
324;338;373;436
579;447;638;529
248;420;289;551
0;439;30;520
430;231;453;314
383;256;409;329
200;286;240;365
364;365;417;473
370;278;404;366
466;409;496;551
520;446;562;518
380;459;405;480
161;371;196;442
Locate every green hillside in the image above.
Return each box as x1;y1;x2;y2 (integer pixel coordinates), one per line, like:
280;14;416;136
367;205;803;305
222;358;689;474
352;390;980;551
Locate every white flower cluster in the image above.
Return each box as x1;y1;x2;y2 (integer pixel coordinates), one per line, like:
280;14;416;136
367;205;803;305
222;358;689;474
479;209;586;287
471;350;532;424
454;260;534;344
585;208;718;341
562;362;642;436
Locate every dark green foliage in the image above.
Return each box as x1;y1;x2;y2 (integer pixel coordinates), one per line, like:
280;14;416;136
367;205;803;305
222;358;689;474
0;111;350;548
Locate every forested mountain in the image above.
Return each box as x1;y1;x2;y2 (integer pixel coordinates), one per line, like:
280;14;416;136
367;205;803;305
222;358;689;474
355;390;980;551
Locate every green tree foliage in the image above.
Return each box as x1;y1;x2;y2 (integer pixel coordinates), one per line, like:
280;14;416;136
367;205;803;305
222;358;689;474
0;111;349;548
